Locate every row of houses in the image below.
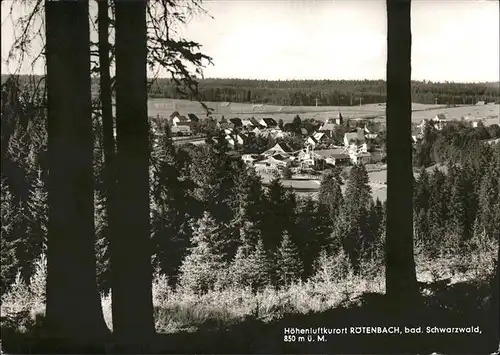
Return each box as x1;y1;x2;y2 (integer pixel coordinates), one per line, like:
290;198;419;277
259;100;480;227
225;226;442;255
412;113;487;142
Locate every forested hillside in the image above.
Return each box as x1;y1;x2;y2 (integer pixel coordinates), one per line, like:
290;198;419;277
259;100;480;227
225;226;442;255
148;78;500;106
3;75;499;106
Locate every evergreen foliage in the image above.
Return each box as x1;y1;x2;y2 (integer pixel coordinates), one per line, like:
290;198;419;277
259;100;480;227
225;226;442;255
275;232;303;287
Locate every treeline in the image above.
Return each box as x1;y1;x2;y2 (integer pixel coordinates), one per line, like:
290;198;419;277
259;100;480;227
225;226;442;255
149;78;500;106
3;75;499;106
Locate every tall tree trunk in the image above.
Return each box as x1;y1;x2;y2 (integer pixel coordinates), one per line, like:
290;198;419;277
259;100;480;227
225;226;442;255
385;0;419;306
45;0;109;344
97;0;117;293
112;0;155;344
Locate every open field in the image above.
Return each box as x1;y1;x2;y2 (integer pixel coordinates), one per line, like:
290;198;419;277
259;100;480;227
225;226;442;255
147;98;499;125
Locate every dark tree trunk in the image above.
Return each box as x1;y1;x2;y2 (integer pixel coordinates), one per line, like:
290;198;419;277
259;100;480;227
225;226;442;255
385;0;420;306
45;0;109;344
112;0;155;345
97;0;117;293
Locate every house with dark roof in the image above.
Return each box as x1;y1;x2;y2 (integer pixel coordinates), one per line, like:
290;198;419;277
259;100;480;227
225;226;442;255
314;148;350;166
229;117;243;128
305;132;330;148
187;113;200;122
172;115;191;127
241;119;254;128
249;117;262;127
170;111;181;120
259;117;278;128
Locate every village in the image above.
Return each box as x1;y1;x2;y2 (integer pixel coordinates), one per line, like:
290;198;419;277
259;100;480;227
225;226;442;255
165;110;381;172
163;108;494;170
150;106;498;202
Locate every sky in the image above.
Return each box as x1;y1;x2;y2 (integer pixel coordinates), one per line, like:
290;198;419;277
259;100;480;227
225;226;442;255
1;0;499;82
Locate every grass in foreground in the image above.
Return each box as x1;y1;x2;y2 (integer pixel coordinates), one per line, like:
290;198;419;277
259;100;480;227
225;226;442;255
1;243;498;354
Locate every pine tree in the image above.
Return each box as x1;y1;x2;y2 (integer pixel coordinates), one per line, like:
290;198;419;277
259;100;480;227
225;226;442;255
151;121;191;282
427;169;449;250
293;197;330;278
22;171;48;282
189;144;235;223
448;166;477;245
231;236;271;291
414;168;430;212
262;174;289;251
275;232;303;287
336;164;372;271
229;166;264;230
1;179;20;294
478;160;500;239
179;212;228;294
318;170;344;223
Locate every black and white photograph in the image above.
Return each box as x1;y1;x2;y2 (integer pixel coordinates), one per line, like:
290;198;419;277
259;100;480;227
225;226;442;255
1;0;499;353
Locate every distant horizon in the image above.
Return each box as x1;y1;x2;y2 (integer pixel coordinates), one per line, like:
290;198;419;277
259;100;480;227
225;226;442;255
2;73;499;86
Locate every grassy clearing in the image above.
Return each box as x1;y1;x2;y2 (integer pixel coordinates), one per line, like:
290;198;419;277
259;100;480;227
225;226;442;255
2;240;496;336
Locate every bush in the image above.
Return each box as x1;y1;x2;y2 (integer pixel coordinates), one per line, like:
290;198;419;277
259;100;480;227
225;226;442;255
1;254;46;333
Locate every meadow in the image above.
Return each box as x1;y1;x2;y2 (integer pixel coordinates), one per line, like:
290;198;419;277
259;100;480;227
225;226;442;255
147;98;499;125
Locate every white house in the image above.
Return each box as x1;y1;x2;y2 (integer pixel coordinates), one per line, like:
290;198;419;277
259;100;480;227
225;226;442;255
172;114;191;127
344;129;366;148
430;113;449;130
350;151;372;165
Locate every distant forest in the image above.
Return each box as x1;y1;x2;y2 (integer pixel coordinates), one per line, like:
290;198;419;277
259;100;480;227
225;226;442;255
3;75;500;106
148;78;500;106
